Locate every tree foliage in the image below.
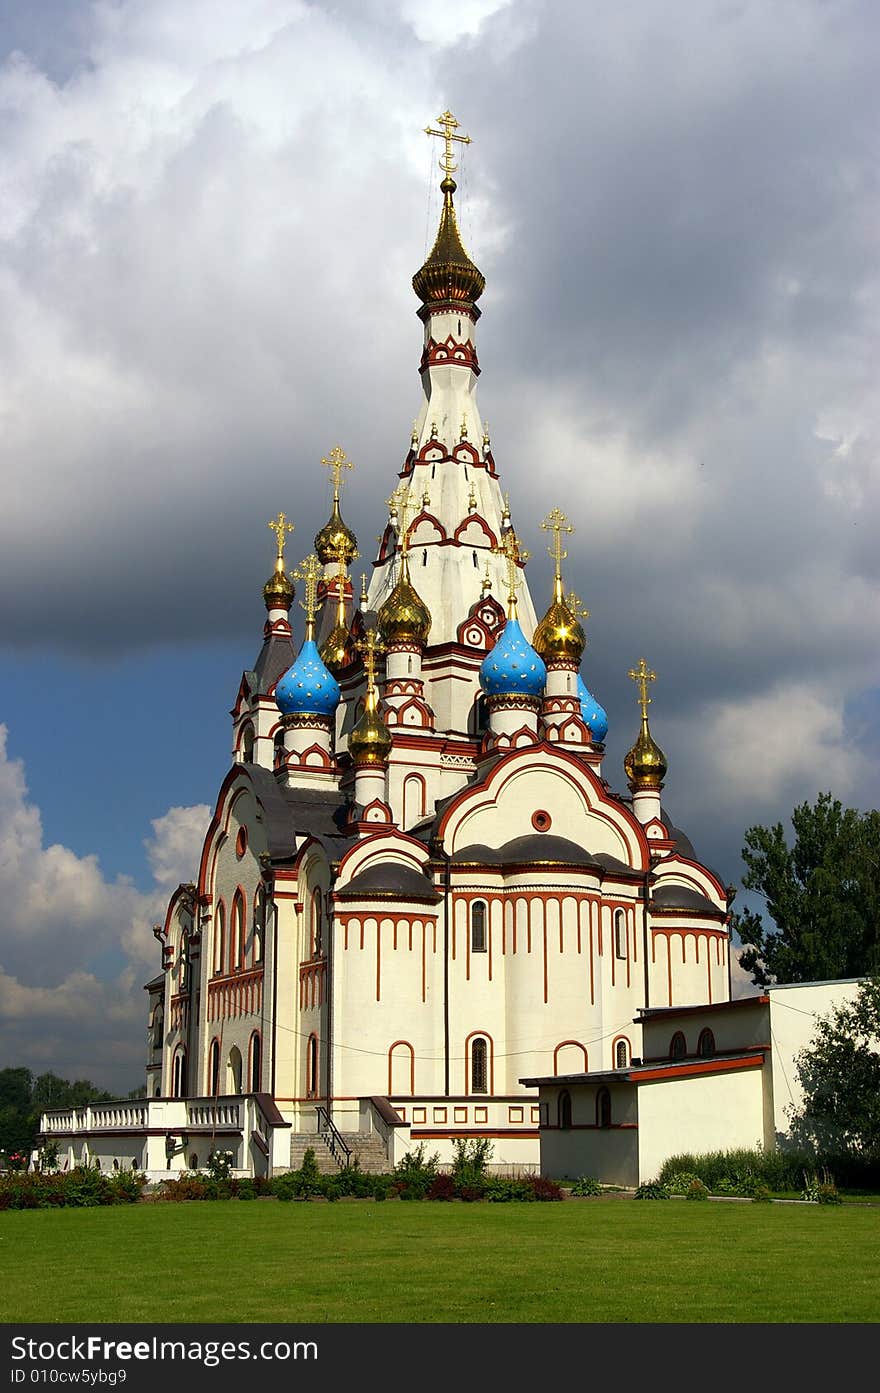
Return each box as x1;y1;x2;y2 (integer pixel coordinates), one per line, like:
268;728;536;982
788;977;880;1158
733;793;880;986
0;1069;114;1158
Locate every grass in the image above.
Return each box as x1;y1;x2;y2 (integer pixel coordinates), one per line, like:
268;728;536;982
2;1198;879;1323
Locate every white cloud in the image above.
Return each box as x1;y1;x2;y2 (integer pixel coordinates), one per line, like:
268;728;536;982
0;724;207;1090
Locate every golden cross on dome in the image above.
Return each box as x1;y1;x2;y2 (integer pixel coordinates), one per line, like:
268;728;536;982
481;560;492;596
482;421;490;447
360;573;369;607
422;485;431;509
268;512;294;564
541;507;574;582
356;628;385;690
628;657;657;720
425;110;471;180
468;481;478;512
293;553;322;625
567;590;591;624
494;529;529;611
390;485;419;553
460;415;468;441
321;445;353;502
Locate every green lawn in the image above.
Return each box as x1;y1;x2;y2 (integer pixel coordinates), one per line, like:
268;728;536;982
2;1198;878;1323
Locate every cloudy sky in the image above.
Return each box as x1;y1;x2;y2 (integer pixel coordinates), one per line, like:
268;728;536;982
1;0;878;1092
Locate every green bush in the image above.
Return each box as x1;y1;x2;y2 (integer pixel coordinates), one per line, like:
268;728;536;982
569;1175;602;1197
0;1164;144;1209
802;1169;842;1204
634;1181;670;1199
450;1138;493;1199
684;1178;709;1201
665;1171;702;1196
392;1142;440;1200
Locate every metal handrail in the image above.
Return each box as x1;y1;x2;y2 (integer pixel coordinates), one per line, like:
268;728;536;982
315;1106;352;1168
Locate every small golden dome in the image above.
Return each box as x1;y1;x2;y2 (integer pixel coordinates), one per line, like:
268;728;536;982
532;596;586;666
624;722;668;791
413;178;485;307
314;497;358;567
377;566;432;649
320;621;352;675
349;705;392;767
263;566;294;612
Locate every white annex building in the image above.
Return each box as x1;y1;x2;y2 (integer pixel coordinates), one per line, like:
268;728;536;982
41;115;745;1179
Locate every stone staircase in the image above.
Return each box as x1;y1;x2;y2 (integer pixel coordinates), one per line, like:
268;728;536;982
288;1130;390;1174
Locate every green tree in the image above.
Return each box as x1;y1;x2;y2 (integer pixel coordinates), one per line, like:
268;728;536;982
788;976;880;1157
733;793;880;986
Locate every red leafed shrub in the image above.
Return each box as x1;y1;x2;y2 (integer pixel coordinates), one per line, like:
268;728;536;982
427;1173;456;1201
526;1175;563;1201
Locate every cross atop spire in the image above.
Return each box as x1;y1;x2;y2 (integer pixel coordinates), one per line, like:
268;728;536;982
541;507;574;585
356;628;385;692
567;590;591;624
322;445;353;502
628;657;657;721
425;110;471;181
268;511;294;566
293;554;322;633
494;529;530;615
389;484;420;555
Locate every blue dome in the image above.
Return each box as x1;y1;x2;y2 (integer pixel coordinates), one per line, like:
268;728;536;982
577;673;608;743
276;638;340;717
479;617;547;698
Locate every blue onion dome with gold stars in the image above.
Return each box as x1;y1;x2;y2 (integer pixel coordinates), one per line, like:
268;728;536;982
276;639;341;717
479;618;547;698
577;674;608;743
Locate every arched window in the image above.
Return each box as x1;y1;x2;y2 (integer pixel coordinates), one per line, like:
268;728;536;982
558;1090;572;1130
208;1040;220;1096
227;1045;243;1095
597;1087;611;1128
241;722;255;763
230;891;244;972
698;1028;716;1059
213;902;226;976
311;888;323;958
249;1034;262;1093
253;887;265;965
670;1031;687;1061
273;729;285;768
614;909;627;960
178;932;190;992
471;901;487;953
615;1039;629;1069
471;1037;488;1094
306;1035;319;1098
150;1002;164;1053
172;1048;187;1099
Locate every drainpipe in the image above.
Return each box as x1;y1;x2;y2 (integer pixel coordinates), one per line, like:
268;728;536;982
437;841;452;1098
270;897;279;1100
325;891;334;1128
641;873;651;1011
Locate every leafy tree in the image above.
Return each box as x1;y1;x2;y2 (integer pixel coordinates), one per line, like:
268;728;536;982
0;1069;116;1157
788;977;880;1157
733;793;880;986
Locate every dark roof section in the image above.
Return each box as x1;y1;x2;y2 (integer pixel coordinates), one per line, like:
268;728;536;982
638;995;768;1020
243;764;349;860
452;835;639;876
252;630;296;696
520;1049;767;1087
660;807;696;859
651;883;724;915
143;974;165;992
336;863;440;902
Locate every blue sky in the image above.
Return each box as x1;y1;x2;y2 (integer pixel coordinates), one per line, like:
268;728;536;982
1;0;878;1092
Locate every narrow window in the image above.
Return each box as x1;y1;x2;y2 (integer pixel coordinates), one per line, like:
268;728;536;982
307;1035;318;1097
422;549;428;566
214;903;226;976
250;1035;262;1093
614;909;626;960
311;888;323;957
431;464;436;478
615;1039;628;1069
597;1087;611;1128
230;892;244;972
273;728;285;768
558;1090;572;1130
471;1038;488;1094
472;550;479;567
172;1049;187;1099
241;723;255;763
670;1031;686;1061
471;901;487;953
209;1040;220;1096
698;1028;716;1058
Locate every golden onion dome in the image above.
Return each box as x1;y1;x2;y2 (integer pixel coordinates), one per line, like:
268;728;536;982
377;565;431;649
320;621;352;675
624;721;668;792
314;497;358;567
412;178;485;307
263;565;295;612
532;595;586;666
349;705;392;768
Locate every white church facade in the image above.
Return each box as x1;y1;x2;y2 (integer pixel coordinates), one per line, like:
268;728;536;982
39;115;740;1179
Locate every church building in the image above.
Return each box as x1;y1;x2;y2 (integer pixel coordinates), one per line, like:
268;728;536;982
40;114;734;1177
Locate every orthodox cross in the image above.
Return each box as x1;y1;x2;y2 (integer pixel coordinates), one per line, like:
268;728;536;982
567;590;591;624
541;507;574;584
268;511;294;565
293;553;322;627
494;528;529;611
360;573;369;607
424;110;471;180
321;445;353;502
389;484;419;554
356;628;385;693
334;555;348;611
481;560;492;597
460;414;468;441
628;657;657;720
